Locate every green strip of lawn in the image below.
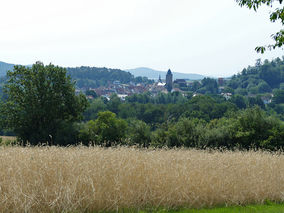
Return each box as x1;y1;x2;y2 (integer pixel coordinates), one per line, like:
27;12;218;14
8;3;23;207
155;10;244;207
161;204;284;213
107;203;284;213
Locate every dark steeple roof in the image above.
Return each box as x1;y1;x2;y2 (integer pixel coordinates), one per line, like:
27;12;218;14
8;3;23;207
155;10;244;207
167;69;172;75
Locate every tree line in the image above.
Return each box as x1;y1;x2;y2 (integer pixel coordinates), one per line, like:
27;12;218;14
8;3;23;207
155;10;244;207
67;66;153;89
227;58;284;95
0;62;283;150
77;92;284;150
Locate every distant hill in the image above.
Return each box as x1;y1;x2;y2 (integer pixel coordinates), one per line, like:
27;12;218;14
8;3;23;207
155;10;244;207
125;67;205;80
67;66;153;89
0;61;32;77
0;61;15;76
0;62;204;85
0;62;154;88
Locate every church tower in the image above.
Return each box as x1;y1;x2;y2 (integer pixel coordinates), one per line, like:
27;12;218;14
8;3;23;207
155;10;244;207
165;69;173;92
158;74;162;83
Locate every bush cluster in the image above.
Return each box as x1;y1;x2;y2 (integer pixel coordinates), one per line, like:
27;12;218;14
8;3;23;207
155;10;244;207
74;107;284;150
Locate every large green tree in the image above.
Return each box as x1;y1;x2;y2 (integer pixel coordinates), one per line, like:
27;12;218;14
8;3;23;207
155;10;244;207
80;111;127;146
1;62;88;145
236;0;284;52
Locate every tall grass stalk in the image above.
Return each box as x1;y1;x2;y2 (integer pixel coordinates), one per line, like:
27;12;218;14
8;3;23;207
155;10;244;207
0;146;283;212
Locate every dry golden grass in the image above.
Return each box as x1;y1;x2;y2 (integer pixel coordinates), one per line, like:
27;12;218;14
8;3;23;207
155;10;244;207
0;136;16;143
0;146;283;212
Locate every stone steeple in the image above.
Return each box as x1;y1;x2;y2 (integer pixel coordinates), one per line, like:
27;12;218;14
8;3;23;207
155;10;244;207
165;69;173;92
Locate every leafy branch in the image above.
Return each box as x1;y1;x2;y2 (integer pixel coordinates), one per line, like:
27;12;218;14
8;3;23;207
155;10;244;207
236;0;284;53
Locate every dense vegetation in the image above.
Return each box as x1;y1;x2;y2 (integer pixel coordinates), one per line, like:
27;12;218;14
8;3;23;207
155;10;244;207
0;63;154;90
74;58;284;149
0;58;283;149
225;58;284;120
77;93;284;150
0;63;88;145
227;58;284;94
67;66;153;88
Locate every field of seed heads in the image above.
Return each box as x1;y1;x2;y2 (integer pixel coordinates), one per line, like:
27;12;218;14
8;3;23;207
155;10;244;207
0;146;283;213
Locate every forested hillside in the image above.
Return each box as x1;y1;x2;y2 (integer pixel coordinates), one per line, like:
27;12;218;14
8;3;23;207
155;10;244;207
0;63;154;89
0;59;283;150
67;66;153;88
226;57;284;95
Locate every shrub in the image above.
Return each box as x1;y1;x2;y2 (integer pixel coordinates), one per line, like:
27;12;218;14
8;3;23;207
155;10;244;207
127;119;151;147
79;111;127;146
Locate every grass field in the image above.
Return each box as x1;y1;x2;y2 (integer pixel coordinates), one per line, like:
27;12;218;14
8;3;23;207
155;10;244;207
0;136;17;145
0;146;284;212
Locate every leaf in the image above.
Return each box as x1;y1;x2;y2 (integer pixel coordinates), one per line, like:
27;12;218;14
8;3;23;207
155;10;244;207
255;46;266;53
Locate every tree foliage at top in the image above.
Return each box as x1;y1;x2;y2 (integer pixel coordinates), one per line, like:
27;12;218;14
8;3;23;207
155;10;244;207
236;0;284;52
0;62;88;145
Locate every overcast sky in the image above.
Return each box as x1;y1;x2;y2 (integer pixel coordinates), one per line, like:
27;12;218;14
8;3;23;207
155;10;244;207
0;0;283;77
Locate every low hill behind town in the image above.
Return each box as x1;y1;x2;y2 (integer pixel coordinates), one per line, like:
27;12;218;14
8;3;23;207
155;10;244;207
125;67;205;80
0;61;15;76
